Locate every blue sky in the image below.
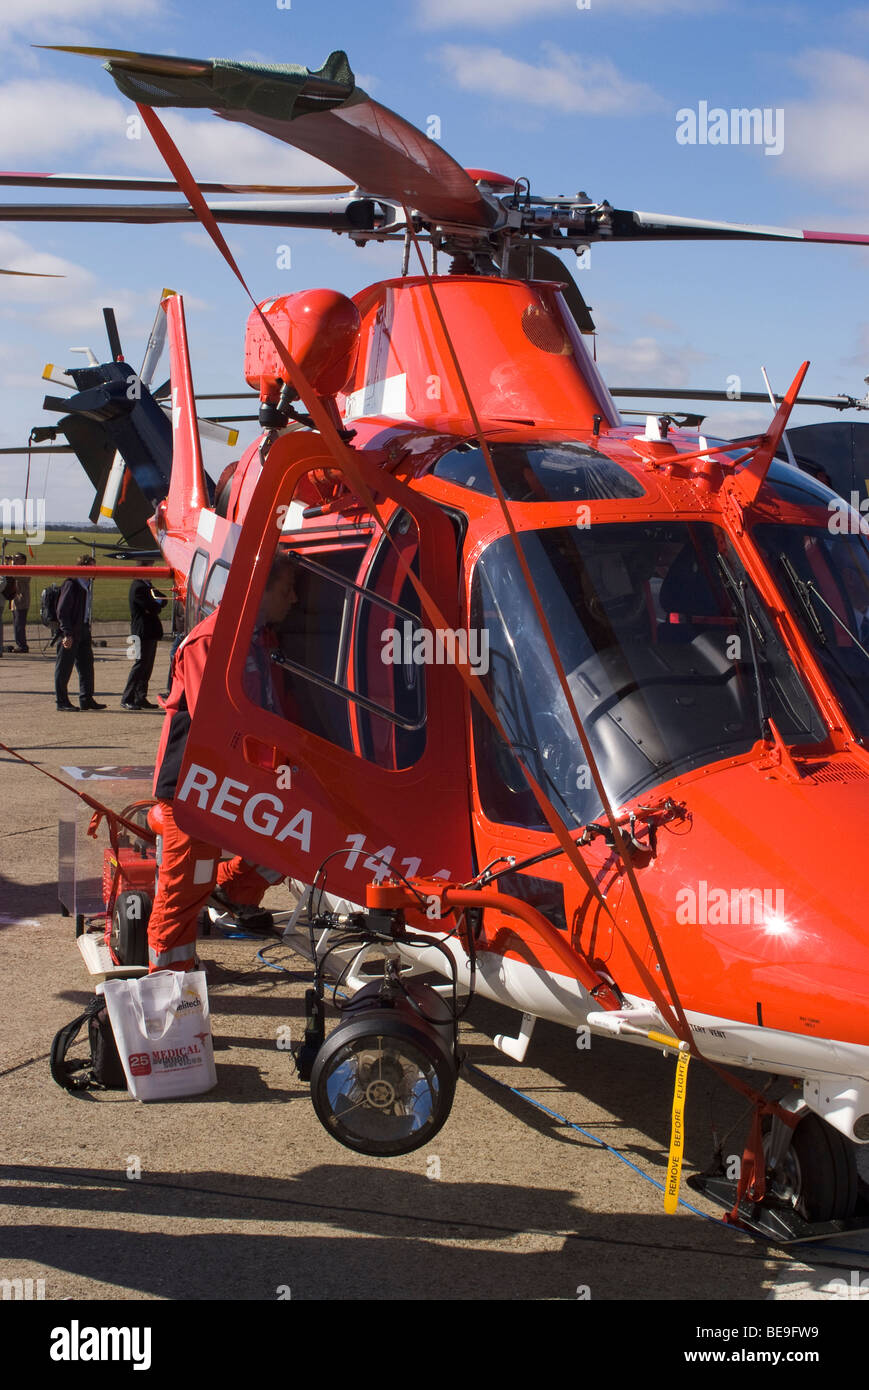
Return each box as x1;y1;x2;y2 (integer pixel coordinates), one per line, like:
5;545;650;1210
1;0;868;521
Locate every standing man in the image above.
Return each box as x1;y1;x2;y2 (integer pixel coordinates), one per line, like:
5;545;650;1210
146;553;297;972
10;553;30;653
121;575;167;711
0;568;16;656
54;555;106;712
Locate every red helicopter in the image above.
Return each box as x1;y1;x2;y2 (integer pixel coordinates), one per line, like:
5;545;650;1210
4;45;869;1242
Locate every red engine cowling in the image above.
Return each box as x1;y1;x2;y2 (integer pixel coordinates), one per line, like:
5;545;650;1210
244;290;361;405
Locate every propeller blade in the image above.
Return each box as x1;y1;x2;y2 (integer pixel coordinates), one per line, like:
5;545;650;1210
0;266;62;276
46;45;499;230
0;197;385;229
156;400;239;446
606;208;869;247
0;171;355;195
506;244;595;334
139;293;170;391
103;306;124;362
98;291;173;524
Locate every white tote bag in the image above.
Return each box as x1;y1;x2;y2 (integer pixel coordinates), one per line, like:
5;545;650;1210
103;970;217;1100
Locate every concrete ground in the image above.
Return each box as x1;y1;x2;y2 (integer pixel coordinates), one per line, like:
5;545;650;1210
1;634;868;1304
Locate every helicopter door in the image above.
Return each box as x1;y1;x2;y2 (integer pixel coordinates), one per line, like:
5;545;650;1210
174;430;475;903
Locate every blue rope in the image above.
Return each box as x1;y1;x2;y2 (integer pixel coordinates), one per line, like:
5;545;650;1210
465;1062;722;1224
257;945;294;972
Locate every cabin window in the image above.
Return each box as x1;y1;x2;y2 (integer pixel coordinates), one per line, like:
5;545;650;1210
242;508;427;769
470;521;825;830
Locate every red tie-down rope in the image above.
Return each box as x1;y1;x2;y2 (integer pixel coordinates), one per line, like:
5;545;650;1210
400;215;697;1045
0;743;158;937
0;742;156;844
398;212;804;1181
133;103;624;992
133;104;804;1199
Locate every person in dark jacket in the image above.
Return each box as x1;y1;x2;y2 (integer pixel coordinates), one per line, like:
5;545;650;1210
121;576;167;710
10;554;30;652
54;556;106;711
0;571;15;656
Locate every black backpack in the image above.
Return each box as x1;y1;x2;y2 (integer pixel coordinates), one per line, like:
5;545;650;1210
40;583;61;628
50;994;127;1093
1;575;16;602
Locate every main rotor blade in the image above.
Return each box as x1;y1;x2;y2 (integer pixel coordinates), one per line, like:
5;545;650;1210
45;45;499;230
610;385;868;411
0;197;384;229
606;208;869;246
0;171;355;195
0;444;75;453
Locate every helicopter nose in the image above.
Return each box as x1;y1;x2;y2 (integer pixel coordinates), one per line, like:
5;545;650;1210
645;759;869;1046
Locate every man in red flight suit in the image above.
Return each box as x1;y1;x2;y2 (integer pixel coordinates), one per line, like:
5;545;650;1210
147;555;297;972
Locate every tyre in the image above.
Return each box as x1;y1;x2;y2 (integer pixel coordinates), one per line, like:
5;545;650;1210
110;892;151;967
764;1112;858;1222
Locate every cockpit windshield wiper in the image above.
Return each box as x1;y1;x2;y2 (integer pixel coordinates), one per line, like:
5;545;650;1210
778;552;869;665
778;553;828;646
716;552;770;742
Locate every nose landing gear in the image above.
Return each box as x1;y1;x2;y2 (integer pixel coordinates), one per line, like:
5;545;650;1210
689;1100;867;1243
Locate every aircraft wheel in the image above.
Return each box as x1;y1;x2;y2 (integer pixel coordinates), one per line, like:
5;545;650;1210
110;892;151;968
764;1113;858;1222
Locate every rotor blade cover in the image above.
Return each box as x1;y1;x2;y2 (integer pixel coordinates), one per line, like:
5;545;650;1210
98;48;498;229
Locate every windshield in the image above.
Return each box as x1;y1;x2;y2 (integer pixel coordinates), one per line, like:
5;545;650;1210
753;523;869;740
433;440;645;502
470;521;826;830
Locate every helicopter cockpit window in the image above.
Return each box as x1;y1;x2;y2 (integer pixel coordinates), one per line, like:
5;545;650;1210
765;460;838;509
244;512;426;769
352;511;426;770
186;549;208;628
470;521;826;830
433;441;645;502
199;561;229;618
753;523;869;740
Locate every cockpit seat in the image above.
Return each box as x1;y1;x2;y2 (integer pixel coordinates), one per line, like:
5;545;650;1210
658;543;733;642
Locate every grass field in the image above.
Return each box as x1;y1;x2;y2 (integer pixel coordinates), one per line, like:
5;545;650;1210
1;532;165;624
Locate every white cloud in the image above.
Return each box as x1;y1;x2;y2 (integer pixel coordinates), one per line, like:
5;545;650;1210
0;232;164;361
438;42;664;114
701;407;771;438
418;0;715;26
0;0;162;42
0;78;347;184
780;50;869;192
843;323;869;370
0;80;127;162
596;332;709;385
0;229;93;297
